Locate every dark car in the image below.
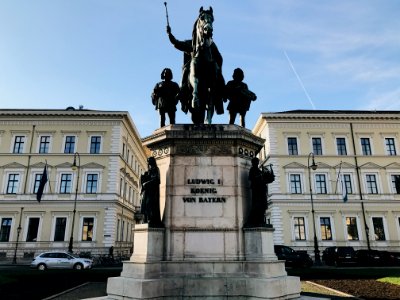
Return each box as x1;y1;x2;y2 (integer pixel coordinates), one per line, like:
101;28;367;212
385;252;400;266
322;246;356;266
355;250;384;266
274;245;313;268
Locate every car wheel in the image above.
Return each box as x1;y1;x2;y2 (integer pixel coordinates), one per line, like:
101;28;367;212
37;263;46;271
73;263;83;270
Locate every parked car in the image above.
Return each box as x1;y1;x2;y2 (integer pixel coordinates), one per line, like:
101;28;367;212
30;251;93;270
322;246;356;266
274;245;313;268
383;251;400;266
354;249;384;266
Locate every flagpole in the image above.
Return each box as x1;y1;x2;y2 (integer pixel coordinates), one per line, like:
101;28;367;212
334;161;343;195
23;125;36;194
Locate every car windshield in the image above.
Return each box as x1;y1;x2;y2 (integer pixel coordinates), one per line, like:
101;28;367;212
69;253;79;258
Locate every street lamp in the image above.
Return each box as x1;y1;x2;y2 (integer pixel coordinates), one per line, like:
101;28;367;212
308;152;321;265
68;152;80;253
12;207;24;264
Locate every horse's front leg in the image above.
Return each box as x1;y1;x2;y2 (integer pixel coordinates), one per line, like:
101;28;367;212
189;60;200;109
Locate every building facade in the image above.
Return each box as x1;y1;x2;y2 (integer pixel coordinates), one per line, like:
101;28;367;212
0;108;147;260
253;110;400;257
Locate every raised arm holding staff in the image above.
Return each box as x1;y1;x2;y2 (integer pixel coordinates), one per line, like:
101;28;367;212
164;4;225;125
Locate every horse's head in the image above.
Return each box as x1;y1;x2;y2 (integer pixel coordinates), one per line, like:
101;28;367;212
196;6;214;40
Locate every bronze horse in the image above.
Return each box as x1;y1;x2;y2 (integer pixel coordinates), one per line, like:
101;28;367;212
188;7;225;124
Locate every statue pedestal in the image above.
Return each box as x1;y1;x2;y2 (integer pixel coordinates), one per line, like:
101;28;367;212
244;226;277;261
105;125;300;299
130;224;165;262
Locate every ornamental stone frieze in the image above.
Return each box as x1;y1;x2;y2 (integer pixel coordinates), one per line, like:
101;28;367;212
144;124;264;159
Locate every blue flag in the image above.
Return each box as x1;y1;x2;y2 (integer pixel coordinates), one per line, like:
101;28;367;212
36;164;48;202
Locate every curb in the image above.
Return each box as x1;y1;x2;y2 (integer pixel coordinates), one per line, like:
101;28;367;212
305;281;363;299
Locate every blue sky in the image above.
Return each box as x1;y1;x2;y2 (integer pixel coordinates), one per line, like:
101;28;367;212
1;1;399;137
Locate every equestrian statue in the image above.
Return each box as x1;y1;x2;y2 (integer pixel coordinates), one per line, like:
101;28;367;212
165;4;225;124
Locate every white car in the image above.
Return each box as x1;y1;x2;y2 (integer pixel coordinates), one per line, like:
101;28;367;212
30;251;93;270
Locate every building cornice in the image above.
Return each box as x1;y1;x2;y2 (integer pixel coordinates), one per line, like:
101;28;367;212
0;108;128;118
260;111;400;121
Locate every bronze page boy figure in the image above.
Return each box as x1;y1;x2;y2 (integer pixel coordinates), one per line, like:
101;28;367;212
151;68;180;127
225;68;257;128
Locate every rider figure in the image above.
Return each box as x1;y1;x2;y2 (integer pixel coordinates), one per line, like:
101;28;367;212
166;7;225;124
151;68;180;127
225;68;257;128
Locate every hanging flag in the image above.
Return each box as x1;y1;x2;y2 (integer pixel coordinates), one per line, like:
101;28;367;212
36;164;48;202
341;174;348;203
395;175;400;194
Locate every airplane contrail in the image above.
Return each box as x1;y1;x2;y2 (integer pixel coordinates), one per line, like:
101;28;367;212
284;50;316;110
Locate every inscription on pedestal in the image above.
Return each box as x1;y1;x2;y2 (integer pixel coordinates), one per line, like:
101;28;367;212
183;177;226;203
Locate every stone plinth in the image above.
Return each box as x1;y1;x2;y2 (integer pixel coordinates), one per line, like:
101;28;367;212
130;224;165;262
244;226;278;261
107;261;300;299
103;125;300;299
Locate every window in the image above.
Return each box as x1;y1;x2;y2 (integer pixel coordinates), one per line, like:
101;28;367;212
64;136;76;154
361;138;372;155
54;217;66;241
294;217;306;240
372;217;386;241
60;174;72;194
343;174;353;194
13;136;25;153
86;174;98;194
346;217;359;240
336;138;347;155
312;137;322;155
366;174;378;194
33;174;42;194
26;217;40;242
38;136;50;153
391;175;400;194
315;174;327;194
289;174;302;194
320;217;332;240
82;217;94;241
287;137;298;155
385;138;396;156
6;174;20;194
0;218;12;242
90;136;101;154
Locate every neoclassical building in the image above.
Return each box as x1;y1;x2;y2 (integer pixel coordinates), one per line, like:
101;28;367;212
0;108;147;260
253;110;400;257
